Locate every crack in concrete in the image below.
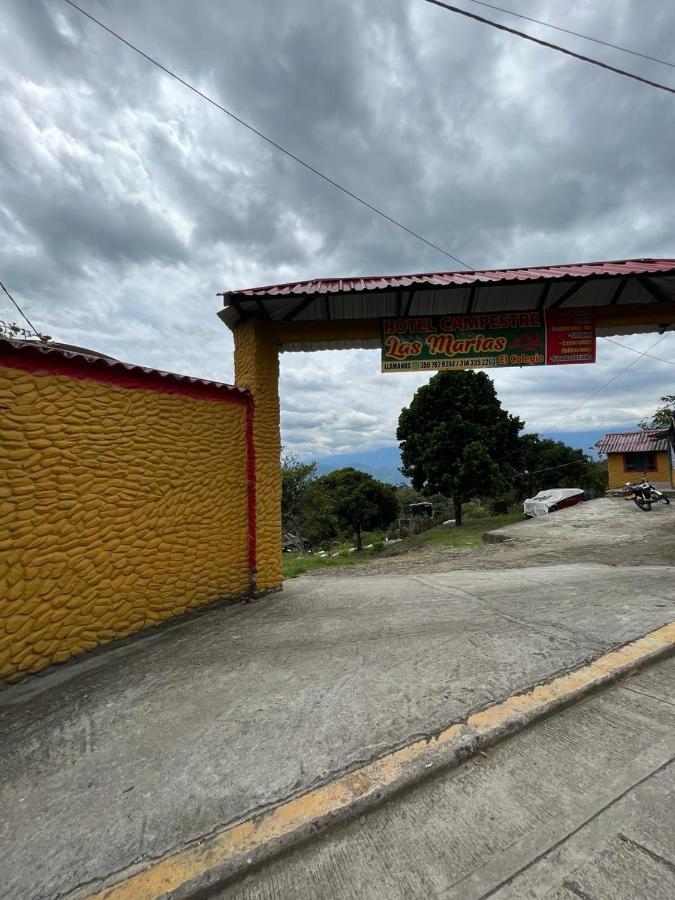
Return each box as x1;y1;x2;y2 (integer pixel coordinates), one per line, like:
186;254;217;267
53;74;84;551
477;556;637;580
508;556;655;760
617;832;675;876
409;574;607;651
477;755;675;899
621;684;675;709
561;879;595;900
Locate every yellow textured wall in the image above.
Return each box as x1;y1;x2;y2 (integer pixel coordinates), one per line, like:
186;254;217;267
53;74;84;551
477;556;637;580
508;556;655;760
0;365;250;679
606;454;623;489
231;319;385;589
607;451;672;488
234;322;282;591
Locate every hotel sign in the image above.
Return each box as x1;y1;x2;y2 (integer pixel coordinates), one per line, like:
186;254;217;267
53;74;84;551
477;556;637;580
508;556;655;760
381;308;595;372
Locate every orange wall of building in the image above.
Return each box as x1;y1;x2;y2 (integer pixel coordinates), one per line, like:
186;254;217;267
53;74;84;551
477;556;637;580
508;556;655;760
234;322;283;591
0;362;251;679
607;450;673;489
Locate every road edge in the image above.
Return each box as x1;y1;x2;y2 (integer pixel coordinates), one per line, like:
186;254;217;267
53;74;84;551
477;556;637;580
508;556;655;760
87;621;675;900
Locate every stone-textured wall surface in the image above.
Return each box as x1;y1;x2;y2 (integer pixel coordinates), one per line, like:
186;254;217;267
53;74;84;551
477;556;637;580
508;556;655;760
234;322;283;591
0;364;250;679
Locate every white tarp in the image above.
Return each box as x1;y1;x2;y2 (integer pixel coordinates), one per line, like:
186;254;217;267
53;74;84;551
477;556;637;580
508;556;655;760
523;488;585;518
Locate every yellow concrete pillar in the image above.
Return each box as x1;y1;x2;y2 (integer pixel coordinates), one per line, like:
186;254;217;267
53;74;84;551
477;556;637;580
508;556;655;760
234;322;282;591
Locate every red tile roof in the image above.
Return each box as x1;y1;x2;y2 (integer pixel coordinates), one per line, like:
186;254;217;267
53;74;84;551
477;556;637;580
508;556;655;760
221;257;675;300
0;338;248;403
597;429;671;454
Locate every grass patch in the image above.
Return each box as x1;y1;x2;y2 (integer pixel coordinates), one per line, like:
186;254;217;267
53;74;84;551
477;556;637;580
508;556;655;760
390;511;523;551
282;512;523;579
283;550;374;578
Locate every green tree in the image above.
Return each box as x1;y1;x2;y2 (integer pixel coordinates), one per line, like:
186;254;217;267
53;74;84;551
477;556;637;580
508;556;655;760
281;453;333;549
317;467;398;550
638;395;675;430
397;370;523;526
519;435;607;497
582;459;609;495
299;480;338;546
281;453;317;532
394;484;424;514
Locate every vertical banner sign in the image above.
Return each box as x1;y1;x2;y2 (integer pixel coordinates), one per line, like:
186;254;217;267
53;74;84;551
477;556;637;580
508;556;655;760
545;307;596;365
381;308;596;372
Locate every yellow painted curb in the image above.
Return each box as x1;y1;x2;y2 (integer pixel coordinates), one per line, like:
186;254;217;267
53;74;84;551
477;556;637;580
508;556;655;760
89;621;675;900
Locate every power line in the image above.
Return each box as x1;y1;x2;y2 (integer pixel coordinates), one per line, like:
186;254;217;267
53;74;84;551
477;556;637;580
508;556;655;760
425;1;675;97
62;0;473;271
542;334;668;433
498;331;671;468
601;335;675;367
514;457;589;479
0;279;42;339
464;0;675;71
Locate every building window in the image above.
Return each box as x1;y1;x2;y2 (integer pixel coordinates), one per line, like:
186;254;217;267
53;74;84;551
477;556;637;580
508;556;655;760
624;451;657;472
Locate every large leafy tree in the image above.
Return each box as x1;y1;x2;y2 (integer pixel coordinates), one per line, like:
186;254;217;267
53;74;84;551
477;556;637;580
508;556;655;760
280;453;335;549
300;481;339;546
397;370;523;526
317;467;398;550
638;395;675;430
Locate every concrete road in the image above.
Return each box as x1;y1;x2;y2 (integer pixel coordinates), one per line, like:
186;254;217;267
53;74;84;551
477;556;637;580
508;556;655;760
1;560;674;898
219;655;675;900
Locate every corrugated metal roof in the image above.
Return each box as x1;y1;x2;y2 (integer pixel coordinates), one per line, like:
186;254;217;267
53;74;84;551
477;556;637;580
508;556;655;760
0;338;247;398
221;258;675;300
597;430;670;454
218;257;675;347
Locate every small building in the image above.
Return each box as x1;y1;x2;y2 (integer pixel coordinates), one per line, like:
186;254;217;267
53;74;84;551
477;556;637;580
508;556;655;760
597;429;675;490
408;501;434;519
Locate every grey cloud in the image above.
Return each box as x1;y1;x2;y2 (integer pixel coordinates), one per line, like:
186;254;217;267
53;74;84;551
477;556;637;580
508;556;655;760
7;182;187;267
1;0;674;457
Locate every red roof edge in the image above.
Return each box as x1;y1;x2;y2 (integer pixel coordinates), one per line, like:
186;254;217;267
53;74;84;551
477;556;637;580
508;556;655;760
219;257;675;301
0;338;249;406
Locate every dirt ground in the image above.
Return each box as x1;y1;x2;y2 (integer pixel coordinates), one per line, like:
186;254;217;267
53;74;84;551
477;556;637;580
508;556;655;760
306;497;675;577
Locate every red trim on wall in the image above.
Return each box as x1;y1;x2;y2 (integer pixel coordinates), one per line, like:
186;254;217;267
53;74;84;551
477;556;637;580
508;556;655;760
622;451;658;473
2;342;258;595
246;401;257;590
0;345;249;406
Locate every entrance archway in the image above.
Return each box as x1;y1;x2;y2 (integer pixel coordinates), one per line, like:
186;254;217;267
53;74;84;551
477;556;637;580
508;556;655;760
219;258;675;591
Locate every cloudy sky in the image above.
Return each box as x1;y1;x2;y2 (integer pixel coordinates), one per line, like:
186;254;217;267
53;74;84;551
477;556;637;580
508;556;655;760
1;0;674;460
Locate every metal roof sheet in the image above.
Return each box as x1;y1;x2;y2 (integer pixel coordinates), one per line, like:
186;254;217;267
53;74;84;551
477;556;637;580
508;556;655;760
0;338;247;399
218;257;675;348
597;430;671;454
221;258;675;300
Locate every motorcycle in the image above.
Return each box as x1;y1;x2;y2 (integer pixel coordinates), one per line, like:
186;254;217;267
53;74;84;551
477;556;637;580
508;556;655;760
624;475;671;512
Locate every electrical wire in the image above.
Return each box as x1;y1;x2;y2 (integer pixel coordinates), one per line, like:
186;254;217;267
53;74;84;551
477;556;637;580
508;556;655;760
514;458;589;479
425;0;675;97
464;0;675;71
496;331;671;472
62;0;473;270
542;334;668;433
601;335;675;367
0;279;42;339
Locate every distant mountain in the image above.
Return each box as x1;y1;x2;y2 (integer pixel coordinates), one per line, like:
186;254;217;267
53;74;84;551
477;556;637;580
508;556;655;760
315;445;405;485
313;425;637;484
